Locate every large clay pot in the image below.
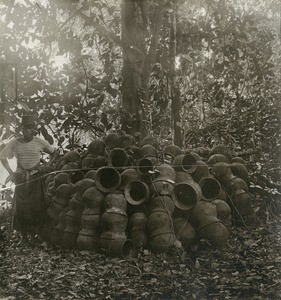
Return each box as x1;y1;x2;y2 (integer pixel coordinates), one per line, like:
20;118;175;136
211;162;232;181
207;154;229;166
136;157;157;176
209;145;232;161
53;173;71;190
174;154;197;173
228;189;253;217
82;156;95;169
189;201;218;231
104;192;127;211
140;144;158;158
230;162;249;184
119;169;140;190
224;176;249;194
77;229;100;251
199;177;221;201
101;208;128;233
173;218;196;249
95;167;121;193
149;232;177;253
175;172;193;183
82;187;104;212
163;145;182;160
147;209;173;236
199;221;229;246
171;181;202;211
212;199;232;227
192;161;210;182
149;195;175;214
87;140;106;157
104;132;119;150
124;180;150;206
108;148;128;168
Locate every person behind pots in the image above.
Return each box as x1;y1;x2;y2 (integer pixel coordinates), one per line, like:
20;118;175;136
0;114;59;244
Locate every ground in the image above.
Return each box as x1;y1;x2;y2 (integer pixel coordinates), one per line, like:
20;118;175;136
0;208;280;300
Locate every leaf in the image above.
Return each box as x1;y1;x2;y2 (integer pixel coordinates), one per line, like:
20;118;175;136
40;125;54;145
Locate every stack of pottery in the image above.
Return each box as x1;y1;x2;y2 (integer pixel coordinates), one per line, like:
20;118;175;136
100;192;134;258
77;187;104;251
62;179;95;249
83;139;107;170
190;201;229;246
147;164;178;252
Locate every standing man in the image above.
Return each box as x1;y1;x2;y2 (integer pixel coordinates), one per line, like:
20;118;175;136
0;115;59;244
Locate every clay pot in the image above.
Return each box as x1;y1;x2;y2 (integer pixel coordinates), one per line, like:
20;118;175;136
104;192;127;211
230;162;249;184
175;172;193;183
140;144;158;158
87;140;106;157
192;161;210;182
149;232;178;253
173;218;196;249
64;151;80;164
82;187;104;212
95;167;121;193
139;136;159;149
100;233;135;258
212;199;232;227
77;230;100;252
80;208;101;229
120;169;140;190
189;201;218;231
108;148;128;168
228;189;253;217
85;170;96;180
231;157;247;165
118;134;135;149
104;133;119;150
101;208;128;233
211;162;232;181
154;164;176;181
224;176;249;195
82;156;95;169
92;156;108;169
124;180;150;206
53;173;71;190
199;221;229;246
129;213;148;249
199;177;221;201
207;154;229;166
150;179;174;197
174;154;197;173
136;157;157;175
162;145;182;162
147;209;173;235
149;195;175;214
171;181;201;211
210;145;232;161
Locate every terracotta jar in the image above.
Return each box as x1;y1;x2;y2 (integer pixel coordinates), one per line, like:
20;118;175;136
124;180;150;206
199;176;221;201
95;167;121;193
173;154;197;173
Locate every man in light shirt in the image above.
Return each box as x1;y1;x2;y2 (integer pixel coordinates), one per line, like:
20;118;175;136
0;115;59;244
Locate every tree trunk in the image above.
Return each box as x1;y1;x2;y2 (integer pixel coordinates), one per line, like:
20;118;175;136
169;12;183;147
121;0;147;135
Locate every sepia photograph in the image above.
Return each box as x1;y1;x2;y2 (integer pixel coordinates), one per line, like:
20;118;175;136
0;0;280;299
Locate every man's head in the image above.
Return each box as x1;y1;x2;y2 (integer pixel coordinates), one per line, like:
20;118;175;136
21;115;36;141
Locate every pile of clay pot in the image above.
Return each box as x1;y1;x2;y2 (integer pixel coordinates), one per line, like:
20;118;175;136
40;133;254;258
